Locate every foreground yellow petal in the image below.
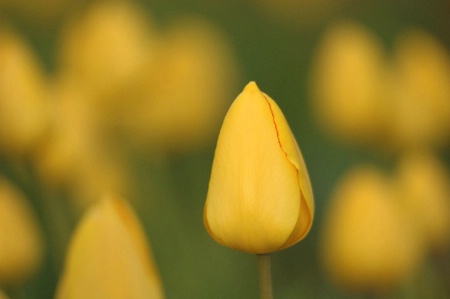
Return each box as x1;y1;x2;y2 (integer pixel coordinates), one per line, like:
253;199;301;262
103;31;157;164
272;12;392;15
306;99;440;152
204;81;314;254
55;196;164;299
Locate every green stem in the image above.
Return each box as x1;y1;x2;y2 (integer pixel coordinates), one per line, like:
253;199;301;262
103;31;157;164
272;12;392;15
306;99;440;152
257;254;274;299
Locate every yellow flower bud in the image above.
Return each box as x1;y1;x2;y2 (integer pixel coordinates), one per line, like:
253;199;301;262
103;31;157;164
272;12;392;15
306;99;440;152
395;151;450;253
0;28;49;158
56;196;164;299
34;78;133;211
0;177;44;286
320;166;423;292
58;1;153;112
125;17;239;152
204;82;314;254
309;21;390;147
390;29;450;149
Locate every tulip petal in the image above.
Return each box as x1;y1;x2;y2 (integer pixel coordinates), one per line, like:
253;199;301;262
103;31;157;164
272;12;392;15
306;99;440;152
263;95;314;248
56;196;164;299
205;82;308;253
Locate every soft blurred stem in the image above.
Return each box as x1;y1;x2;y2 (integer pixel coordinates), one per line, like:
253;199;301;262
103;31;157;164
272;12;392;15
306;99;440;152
257;254;273;299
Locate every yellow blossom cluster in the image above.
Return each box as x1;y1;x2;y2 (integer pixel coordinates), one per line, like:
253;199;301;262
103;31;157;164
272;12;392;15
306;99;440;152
313;21;450;295
310;21;450;152
0;1;240;296
0;1;239;210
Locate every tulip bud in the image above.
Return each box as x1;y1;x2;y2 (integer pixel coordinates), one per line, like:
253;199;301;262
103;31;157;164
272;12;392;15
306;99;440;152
390;29;450;149
204;81;314;254
320;166;423;293
55;196;164;299
309;21;390;148
0;177;44;286
395;151;450;253
0;28;49;158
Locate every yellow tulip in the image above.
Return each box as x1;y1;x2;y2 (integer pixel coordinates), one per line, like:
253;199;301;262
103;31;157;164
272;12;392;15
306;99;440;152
0;177;44;286
57;0;154;124
309;21;390;148
320;166;423;292
0;28;49;158
390;29;450;150
124;16;239;153
0;289;9;299
395;151;450;253
204;82;314;254
55;196;164;299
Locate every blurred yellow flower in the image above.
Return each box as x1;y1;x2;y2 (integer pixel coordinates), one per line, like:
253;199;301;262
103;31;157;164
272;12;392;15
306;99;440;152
0;289;9;299
320;166;423;293
310;22;450;153
395;151;450;254
124;16;239;152
0;177;44;286
309;21;390;148
204;82;314;254
55;196;164;299
34;78;133;211
0;28;49;159
390;29;450;150
57;0;155;128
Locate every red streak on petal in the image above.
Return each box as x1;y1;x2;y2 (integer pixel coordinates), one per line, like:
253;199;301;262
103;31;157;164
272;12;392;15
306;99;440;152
263;95;284;152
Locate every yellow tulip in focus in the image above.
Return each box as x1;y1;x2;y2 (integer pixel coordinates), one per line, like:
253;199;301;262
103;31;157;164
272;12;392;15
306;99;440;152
55;196;164;299
0;177;44;286
204;82;314;254
320;166;422;293
395;151;450;253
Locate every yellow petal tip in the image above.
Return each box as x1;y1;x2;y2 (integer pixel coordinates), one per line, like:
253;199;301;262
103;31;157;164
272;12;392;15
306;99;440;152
243;81;260;93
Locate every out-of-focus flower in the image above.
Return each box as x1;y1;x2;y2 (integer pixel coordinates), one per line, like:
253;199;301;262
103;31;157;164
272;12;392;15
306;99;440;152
0;289;9;299
390;29;450;150
55;196;164;299
0;177;45;286
204;82;314;254
57;1;155;130
395;150;450;254
320;166;423;293
310;23;450;153
124;16;240;152
34;78;133;211
0;28;49;159
309;21;390;148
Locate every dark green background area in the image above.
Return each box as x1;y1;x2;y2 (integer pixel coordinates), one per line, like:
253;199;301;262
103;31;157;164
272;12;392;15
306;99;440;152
1;0;450;298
